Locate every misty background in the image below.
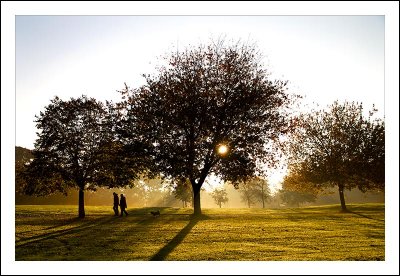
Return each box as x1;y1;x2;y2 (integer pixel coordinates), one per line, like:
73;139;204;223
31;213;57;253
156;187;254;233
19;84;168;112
16;146;384;208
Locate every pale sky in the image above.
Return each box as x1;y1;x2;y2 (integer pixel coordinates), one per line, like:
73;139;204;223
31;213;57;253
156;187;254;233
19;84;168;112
16;15;384;150
2;2;399;275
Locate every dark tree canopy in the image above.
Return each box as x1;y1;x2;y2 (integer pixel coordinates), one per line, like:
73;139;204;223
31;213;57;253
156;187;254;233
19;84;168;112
118;40;295;214
17;96;138;218
286;101;385;211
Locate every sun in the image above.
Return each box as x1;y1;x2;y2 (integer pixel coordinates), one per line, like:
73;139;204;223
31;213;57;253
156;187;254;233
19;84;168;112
217;144;229;155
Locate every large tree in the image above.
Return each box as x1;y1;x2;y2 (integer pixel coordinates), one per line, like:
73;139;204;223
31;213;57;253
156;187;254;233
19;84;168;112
17;96;138;218
286;101;385;211
118;40;294;215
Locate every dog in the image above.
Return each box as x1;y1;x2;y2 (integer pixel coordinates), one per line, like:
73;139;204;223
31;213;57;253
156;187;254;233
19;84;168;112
150;210;160;217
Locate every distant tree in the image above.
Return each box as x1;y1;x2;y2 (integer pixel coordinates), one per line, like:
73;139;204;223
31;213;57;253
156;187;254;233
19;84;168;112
268;191;284;208
172;179;193;208
236;177;271;208
278;189;317;207
248;177;271;208
238;181;257;208
159;187;181;207
118;40;295;215
211;187;229;208
286;101;385;211
17;96;139;218
15;147;33;193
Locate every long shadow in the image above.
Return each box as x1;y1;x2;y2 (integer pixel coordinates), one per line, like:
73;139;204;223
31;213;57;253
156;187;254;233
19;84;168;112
150;215;206;261
348;210;385;222
42;217;86;231
15;217;83;237
16;216;118;247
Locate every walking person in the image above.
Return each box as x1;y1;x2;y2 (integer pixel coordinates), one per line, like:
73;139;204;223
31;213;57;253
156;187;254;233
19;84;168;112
112;192;119;216
120;194;129;216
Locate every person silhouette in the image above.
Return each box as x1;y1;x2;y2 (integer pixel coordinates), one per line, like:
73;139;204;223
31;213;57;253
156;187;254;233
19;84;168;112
113;192;119;216
119;194;129;216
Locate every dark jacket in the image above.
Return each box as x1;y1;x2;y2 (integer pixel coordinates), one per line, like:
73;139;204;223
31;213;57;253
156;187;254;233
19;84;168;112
113;194;119;206
120;196;127;209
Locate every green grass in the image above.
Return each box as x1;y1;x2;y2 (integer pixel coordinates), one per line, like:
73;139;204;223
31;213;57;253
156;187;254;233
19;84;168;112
15;203;384;261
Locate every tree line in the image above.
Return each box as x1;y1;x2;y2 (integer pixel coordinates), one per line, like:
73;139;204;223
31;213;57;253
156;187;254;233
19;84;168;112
16;40;384;218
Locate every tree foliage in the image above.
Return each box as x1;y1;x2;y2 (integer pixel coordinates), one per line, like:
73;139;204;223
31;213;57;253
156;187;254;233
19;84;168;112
118;40;295;214
286;101;385;211
17;96;139;218
211;187;229;208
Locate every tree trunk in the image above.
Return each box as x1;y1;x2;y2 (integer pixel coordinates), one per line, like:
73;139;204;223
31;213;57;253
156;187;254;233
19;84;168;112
193;185;201;215
219;202;222;208
78;188;85;218
338;183;347;212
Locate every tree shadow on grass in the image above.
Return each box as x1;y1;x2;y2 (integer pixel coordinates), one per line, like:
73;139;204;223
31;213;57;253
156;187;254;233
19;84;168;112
347;210;384;222
150;214;209;261
16;212;163;260
16;216;118;247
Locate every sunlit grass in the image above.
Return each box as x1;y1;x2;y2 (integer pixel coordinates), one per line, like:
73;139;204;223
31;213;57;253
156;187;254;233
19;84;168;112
15;203;384;261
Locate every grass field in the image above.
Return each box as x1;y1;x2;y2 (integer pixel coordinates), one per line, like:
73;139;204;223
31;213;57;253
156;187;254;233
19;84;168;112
15;203;384;261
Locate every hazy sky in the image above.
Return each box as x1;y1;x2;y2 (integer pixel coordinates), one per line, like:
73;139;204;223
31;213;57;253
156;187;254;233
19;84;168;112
16;15;384;150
